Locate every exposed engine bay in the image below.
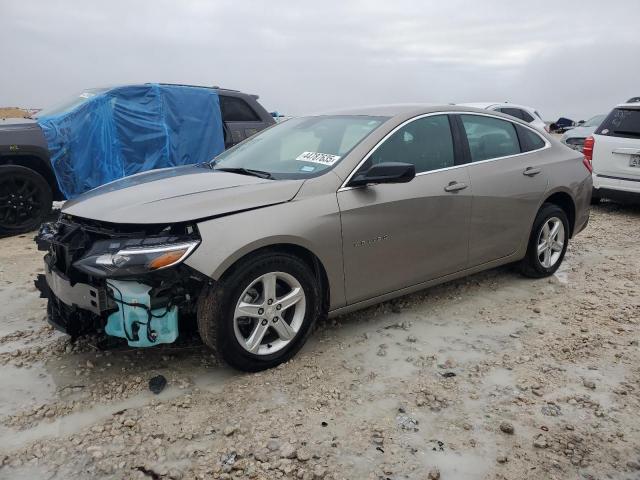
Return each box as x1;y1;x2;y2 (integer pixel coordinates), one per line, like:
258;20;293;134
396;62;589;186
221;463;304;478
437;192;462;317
35;214;208;345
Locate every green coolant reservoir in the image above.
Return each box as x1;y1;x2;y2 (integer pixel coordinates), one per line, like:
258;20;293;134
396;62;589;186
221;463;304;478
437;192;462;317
105;280;178;347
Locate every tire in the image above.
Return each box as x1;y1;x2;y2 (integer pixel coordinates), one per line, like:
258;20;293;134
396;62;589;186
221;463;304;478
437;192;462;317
197;251;321;372
520;203;570;278
0;165;53;236
590;190;601;205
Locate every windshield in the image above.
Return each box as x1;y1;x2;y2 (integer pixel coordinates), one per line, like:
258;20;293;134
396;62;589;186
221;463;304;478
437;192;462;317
35;88;110;118
583;114;606;127
211;115;387;179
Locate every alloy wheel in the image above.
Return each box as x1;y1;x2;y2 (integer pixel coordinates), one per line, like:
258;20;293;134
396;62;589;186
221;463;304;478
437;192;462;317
0;174;46;230
233;271;306;355
536;217;565;268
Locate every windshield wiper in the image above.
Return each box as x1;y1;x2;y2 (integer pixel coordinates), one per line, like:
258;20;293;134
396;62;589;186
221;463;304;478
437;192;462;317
215;167;273;179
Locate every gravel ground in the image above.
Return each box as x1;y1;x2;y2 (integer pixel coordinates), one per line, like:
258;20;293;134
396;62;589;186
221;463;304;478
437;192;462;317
0;202;638;480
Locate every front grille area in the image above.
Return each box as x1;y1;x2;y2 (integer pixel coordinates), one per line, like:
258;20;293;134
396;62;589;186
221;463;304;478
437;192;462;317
37;214;200;281
38;219;95;280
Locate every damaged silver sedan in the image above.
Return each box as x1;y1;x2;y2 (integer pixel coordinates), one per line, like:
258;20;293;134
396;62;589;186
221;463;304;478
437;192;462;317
36;105;592;371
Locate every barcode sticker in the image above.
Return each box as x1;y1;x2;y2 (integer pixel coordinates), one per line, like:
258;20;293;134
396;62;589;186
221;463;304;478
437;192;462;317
295;151;341;166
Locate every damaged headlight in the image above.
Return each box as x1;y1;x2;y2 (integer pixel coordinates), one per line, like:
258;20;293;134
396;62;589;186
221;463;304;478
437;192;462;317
73;240;200;278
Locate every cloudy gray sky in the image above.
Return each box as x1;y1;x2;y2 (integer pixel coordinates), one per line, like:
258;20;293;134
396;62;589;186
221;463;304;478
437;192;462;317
1;0;638;120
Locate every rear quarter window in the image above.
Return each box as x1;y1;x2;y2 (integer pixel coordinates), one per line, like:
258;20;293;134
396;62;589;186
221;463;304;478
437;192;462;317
596;108;640;139
516;125;546;152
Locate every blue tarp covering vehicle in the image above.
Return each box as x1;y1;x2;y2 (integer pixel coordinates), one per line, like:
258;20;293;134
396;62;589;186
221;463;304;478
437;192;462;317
37;84;225;199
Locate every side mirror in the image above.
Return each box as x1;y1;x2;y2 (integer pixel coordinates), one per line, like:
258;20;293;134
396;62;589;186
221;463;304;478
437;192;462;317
349;162;415;187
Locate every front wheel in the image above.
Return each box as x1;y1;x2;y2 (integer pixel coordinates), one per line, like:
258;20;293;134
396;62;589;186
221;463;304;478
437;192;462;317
520;203;569;278
197;252;321;371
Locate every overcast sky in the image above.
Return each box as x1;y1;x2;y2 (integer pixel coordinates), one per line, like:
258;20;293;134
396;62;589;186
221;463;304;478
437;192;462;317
1;0;638;120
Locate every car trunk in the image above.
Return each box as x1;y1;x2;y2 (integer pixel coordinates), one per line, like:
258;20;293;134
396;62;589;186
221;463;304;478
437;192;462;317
592;106;640;180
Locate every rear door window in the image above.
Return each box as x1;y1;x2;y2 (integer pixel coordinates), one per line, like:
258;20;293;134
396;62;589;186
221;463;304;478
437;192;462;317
596;108;640;139
460;115;520;161
220;96;261;122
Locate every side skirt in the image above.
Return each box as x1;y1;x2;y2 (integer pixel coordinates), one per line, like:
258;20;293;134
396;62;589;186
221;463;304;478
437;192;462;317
327;252;522;319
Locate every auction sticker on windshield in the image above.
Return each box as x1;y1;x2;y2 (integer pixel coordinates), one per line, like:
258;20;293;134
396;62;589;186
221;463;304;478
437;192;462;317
295;151;341;166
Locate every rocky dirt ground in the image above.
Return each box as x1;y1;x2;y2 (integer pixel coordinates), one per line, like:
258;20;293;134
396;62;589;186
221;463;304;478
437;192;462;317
0;202;638;480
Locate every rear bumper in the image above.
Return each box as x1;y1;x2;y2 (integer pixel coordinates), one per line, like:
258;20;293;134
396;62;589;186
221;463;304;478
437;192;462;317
593;187;640;203
572;173;593;238
593;173;640;195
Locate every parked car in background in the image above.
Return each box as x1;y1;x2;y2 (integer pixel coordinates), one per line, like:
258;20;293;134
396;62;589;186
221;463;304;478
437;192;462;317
0;84;274;236
458;102;548;132
627;96;640;103
549;117;575;133
561;114;606;152
36;104;591;371
587;102;640;203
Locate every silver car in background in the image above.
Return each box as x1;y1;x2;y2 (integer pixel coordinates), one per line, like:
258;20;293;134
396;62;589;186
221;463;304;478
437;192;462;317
457;102;548;132
37;105;592;371
561;114;606;152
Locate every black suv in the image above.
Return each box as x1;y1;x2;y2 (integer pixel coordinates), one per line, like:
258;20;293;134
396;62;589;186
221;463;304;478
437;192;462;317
0;85;275;236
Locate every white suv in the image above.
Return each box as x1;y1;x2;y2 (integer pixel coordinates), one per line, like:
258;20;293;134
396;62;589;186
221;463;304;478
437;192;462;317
458;102;548;132
587;103;640;203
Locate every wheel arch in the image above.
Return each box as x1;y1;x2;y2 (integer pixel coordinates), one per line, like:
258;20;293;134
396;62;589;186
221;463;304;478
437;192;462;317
214;240;331;316
0;154;63;200
541;189;576;237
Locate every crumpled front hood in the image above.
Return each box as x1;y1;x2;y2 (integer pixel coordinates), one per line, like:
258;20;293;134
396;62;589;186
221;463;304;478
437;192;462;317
62;165;305;224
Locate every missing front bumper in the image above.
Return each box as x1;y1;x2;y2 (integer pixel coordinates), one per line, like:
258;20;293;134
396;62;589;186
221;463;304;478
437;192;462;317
41;264;108;314
35;272;105;337
34;216;206;343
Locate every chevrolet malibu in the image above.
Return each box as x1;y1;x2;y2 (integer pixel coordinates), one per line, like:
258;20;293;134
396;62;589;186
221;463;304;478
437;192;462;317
36;105;592;371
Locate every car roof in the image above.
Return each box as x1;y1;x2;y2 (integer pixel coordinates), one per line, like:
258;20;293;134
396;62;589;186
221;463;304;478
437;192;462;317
614;103;640;109
320;104;441;116
318;103;502;117
458;102;536;111
78;83;256;97
457;102;501;109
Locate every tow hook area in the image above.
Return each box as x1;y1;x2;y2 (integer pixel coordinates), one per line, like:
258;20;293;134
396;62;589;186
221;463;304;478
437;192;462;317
106;280;179;348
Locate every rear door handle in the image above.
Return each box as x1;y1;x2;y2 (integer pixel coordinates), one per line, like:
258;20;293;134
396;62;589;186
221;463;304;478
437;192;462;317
523;167;542;177
444;181;468;192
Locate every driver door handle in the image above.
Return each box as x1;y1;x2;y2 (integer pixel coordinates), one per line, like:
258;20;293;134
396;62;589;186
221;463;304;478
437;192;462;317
444;181;468;192
523;167;542;177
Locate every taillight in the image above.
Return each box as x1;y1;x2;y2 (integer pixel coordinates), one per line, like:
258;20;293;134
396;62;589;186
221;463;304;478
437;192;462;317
583;135;594;173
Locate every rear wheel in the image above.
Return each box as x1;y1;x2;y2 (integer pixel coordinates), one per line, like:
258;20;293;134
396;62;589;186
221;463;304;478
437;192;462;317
0;165;53;235
197;251;321;371
520;203;569;278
